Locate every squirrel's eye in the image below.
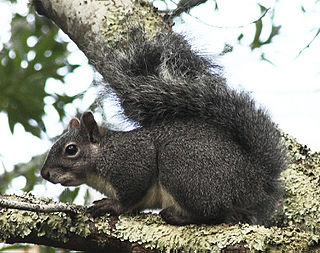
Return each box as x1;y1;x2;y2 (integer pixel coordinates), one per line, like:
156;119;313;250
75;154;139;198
65;144;78;156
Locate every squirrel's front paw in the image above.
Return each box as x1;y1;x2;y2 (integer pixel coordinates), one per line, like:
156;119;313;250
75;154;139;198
88;198;123;218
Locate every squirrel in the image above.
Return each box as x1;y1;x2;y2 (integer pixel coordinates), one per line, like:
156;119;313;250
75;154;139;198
40;28;287;225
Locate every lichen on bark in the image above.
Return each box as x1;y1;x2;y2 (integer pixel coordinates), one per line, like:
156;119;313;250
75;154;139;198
34;0;170;50
2;138;320;252
278;134;320;234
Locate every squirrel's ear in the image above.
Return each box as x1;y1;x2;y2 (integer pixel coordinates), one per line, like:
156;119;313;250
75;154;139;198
68;118;80;131
80;111;101;143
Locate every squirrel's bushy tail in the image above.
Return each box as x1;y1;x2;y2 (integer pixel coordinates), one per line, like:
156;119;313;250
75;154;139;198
88;27;286;184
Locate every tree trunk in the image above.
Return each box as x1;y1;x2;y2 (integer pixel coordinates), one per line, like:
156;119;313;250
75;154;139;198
32;0;170;70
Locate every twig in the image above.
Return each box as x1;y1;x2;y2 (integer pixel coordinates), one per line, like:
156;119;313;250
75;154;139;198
171;0;208;17
187;7;271;29
164;0;270;29
0;196;84;214
296;28;320;57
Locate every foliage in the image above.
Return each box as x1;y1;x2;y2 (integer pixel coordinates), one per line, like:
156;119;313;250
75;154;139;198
0;154;45;193
0;6;78;138
59;187;80;203
248;5;281;50
0;0;80;218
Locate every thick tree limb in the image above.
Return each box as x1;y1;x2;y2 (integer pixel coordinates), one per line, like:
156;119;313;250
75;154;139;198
0;194;151;252
1;135;320;252
32;0;171;51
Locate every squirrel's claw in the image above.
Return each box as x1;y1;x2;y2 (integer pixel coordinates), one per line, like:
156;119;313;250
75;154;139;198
87;198;123;218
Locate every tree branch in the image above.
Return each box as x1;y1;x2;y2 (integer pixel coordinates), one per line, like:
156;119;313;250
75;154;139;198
1;135;320;251
182;7;271;29
0;194;153;252
0;195;83;214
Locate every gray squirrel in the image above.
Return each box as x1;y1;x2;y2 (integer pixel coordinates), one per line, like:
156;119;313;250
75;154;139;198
40;28;287;225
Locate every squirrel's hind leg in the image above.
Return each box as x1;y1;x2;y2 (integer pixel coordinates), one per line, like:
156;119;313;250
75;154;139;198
160;206;198;225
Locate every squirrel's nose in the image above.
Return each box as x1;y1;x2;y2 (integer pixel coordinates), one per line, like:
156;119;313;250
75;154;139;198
41;166;50;180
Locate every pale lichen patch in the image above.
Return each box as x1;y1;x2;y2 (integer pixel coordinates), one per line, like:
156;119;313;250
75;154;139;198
279;134;320;233
98;0;169;49
0;194;93;244
112;212;320;251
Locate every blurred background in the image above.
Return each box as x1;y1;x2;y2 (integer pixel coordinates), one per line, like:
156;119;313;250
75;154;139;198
0;0;319;251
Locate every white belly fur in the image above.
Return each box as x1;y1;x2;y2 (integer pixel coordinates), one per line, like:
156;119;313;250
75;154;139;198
132;183;185;215
87;173;184;215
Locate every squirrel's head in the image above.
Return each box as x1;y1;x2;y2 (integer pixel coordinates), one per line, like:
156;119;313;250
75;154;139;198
41;111;101;187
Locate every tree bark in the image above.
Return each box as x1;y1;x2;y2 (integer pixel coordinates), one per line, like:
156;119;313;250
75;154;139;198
32;0;170;62
0;194;153;252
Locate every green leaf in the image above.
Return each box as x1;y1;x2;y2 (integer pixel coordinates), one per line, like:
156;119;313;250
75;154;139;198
214;0;218;10
84;188;91;206
0;154;46;193
59;187;80;203
258;4;267;13
237;33;244;42
260;53;274;65
0;10;80;137
266;25;281;43
249;5;281;50
250;19;263;50
53;94;77;121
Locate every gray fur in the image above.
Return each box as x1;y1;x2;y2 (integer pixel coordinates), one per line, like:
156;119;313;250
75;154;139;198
41;28;286;225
